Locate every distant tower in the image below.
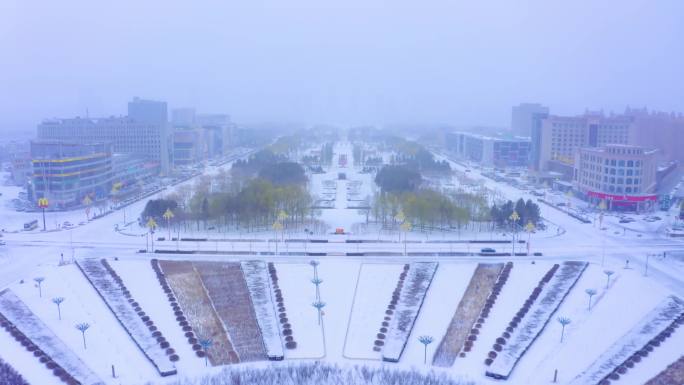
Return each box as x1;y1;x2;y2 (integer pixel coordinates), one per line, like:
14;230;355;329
512;103;549;137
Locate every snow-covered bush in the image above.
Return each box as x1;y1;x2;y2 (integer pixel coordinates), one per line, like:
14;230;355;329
151;259;199;354
373;264;408;352
268;262;297;350
166;362;476;385
0;357;30;385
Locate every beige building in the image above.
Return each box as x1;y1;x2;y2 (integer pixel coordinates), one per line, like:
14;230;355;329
531;113;637;173
574;144;657;211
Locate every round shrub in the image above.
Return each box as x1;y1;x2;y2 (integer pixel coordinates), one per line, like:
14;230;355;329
484;358;493;366
285;341;297;349
374;340;384;347
196;350;206;357
170;354;180;362
488;351;497;359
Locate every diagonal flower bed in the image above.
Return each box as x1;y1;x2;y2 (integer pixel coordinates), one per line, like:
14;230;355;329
195;262;267;362
382;262;439;363
76;258;177;377
569;295;684;385
158;260;238;365
433;263;509;367
646;354;684;385
0;355;30;385
373;264;409;353
241;261;284;360
486;261;588;380
0;289;104;385
268;263;297;351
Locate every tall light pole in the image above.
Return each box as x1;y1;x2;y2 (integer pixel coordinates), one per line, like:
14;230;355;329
272;221;283;256
598;200;607;266
524;221;535;256
38;197;49;231
400;221;412;256
163;208;175;241
146;217;157;253
509;211;520;256
82;195;92;222
395;211;406;243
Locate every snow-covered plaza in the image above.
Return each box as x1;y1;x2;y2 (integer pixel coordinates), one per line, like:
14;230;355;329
1;141;683;385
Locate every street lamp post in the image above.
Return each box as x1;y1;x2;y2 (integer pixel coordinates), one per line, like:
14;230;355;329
400;221;412;256
163;208;175;241
38;198;49;231
598;200;607;266
524;221;535;256
272;221;283;256
509;211;520;256
146;217;157;253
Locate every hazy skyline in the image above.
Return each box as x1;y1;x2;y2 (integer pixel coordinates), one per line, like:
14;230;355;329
1;0;683;133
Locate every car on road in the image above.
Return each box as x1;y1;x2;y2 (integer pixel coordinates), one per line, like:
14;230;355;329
480;247;496;254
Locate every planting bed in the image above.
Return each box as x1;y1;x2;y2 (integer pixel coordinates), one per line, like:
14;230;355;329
195;262;267;362
0;289;103;385
0;356;29;385
433;262;509;367
267;263;297;351
646;355;684;385
569;295;684;385
372;264;409;354
76;258;177;377
382;262;439;363
241;261;284;360
486;261;588;380
344;263;405;360
158;260;239;365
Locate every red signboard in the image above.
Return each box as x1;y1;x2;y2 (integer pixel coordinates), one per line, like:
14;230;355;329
586;191;657;202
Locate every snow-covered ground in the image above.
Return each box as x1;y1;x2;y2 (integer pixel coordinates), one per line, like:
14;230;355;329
343;263;404;360
0;141;683;385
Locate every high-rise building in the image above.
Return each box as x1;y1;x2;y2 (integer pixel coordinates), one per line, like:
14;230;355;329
529;112;637;175
37;98;171;174
625;107;684;163
128;97;168;125
38;117;164;166
511;103;549;136
573;144;657;211
128;97;170;173
171;108;196;127
30;141;114;209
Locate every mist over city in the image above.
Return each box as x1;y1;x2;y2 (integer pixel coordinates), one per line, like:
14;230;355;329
1;2;683;385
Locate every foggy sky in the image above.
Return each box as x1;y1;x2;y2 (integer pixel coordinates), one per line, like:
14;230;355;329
1;0;683;133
